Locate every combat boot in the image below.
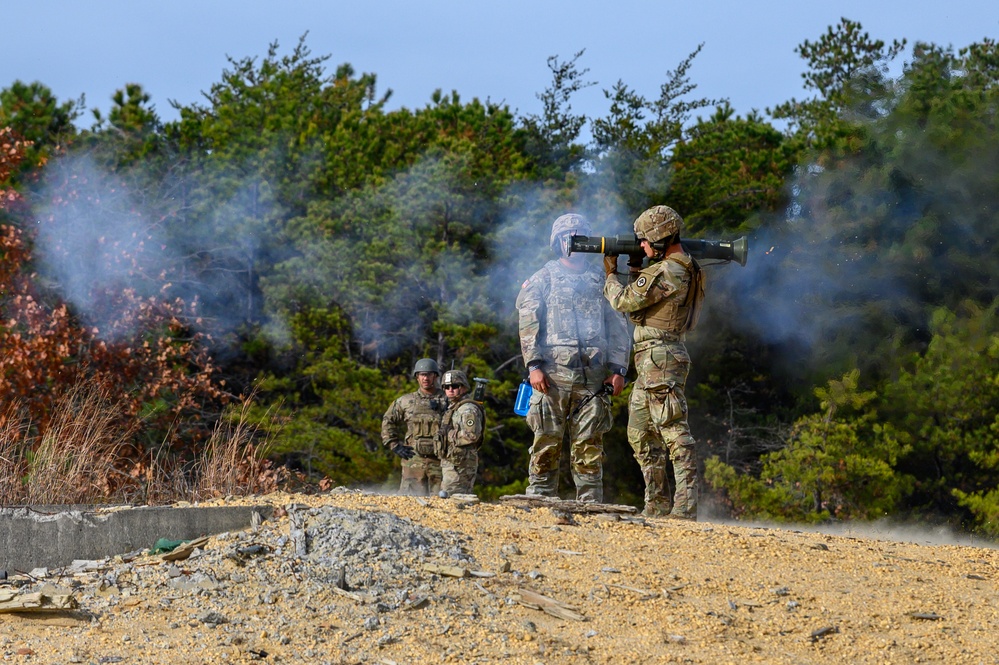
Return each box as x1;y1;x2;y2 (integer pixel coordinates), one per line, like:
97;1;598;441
573;471;603;503
642;498;672;517
640;455;672;516
526;472;558;497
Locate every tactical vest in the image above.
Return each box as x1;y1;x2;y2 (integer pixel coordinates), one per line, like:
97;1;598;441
404;393;444;457
540;261;607;349
629;255;703;334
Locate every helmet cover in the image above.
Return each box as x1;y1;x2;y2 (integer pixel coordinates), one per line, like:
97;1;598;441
634;205;683;243
549;213;591;253
441;370;470;390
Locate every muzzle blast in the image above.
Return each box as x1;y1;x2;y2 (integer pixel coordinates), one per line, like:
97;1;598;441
568;234;748;267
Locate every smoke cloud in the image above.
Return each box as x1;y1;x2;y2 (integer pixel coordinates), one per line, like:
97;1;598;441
32;151;286;346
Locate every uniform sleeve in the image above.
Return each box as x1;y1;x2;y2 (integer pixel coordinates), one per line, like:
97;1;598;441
381;397;405;449
515;270;546;367
452;403;484;447
603;297;632;370
603;264;676;314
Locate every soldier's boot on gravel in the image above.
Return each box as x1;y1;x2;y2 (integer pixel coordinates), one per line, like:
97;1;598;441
668;442;698;520
643;498;673;517
573;471;603;503
640;452;673;517
526;471;559;498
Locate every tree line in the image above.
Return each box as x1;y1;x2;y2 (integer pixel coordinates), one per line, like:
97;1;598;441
1;19;998;536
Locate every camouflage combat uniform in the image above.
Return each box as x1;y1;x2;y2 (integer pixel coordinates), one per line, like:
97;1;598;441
381;390;446;496
516;259;631;502
604;251;703;518
437;397;485;495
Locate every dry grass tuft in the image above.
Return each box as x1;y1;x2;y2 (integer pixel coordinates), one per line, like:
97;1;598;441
190;394;276;500
0;383;274;507
0;383;132;505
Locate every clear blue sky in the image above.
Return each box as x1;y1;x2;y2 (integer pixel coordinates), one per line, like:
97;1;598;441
6;1;998;129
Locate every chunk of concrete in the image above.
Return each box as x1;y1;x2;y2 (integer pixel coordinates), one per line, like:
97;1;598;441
0;504;272;572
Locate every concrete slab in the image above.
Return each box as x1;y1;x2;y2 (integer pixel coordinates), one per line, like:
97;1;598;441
0;504;273;573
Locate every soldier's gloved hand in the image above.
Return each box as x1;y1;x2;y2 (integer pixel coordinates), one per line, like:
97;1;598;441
391;444;415;460
603;255;618;277
627;254;644;269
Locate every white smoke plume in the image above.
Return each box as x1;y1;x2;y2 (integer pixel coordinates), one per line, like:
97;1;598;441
31;151;287;345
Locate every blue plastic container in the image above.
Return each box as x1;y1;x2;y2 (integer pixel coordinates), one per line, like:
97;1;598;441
513;380;533;417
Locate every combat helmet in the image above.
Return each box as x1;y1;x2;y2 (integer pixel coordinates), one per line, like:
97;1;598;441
441;369;470;390
634;205;683;243
412;358;440;376
549;213;591;253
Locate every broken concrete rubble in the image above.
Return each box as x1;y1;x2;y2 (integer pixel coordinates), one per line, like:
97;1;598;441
0;504;272;572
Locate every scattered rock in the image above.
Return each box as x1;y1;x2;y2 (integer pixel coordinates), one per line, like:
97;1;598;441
1;491;996;664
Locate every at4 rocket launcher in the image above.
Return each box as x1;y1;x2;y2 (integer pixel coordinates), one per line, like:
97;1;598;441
568;234;748;266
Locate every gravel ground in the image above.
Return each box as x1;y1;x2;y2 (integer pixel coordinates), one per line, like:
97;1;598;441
2;488;998;664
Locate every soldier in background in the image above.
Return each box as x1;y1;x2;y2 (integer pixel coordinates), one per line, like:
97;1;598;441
381;357;446;496
603;205;705;519
435;369;485;496
516;213;632;502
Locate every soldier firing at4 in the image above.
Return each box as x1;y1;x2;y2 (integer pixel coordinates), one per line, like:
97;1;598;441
603;205;705;519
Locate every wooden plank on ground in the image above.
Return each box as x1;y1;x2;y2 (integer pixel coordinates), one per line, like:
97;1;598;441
0;591;77;613
511;587;587;621
499;494;637;514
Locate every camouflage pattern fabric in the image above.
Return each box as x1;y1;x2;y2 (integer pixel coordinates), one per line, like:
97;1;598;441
438;399;485;495
516;259;630;503
627;344;697;518
524;364;612;502
516;260;631;371
604;252;703;519
381;389;446;496
400;456;443;496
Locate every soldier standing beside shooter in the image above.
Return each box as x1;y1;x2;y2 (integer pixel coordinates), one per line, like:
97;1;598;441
381;358;446;496
602;205;705;519
516;213;631;502
435;369;485;496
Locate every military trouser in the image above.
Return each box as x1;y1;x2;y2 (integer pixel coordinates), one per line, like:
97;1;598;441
628;342;697;519
525;365;613;502
441;445;478;495
399;454;443;496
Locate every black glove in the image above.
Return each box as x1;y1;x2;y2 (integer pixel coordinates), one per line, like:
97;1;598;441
391;443;415;460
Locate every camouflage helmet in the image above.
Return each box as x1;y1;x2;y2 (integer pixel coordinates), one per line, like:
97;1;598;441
412;358;440;376
441;369;470;390
634;205;683;243
549;213;591;251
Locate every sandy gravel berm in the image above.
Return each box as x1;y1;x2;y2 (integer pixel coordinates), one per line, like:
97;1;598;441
2;489;997;664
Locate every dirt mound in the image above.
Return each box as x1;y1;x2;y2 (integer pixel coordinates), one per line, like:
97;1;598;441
2;489;997;664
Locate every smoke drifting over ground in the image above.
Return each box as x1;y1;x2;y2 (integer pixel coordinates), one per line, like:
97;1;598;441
709;511;999;550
